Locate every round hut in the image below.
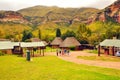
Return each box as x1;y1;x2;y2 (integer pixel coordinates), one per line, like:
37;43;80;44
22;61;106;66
60;37;81;50
51;37;63;48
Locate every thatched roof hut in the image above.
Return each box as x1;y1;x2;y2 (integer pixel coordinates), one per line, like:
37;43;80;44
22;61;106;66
60;37;81;49
0;39;10;41
31;38;40;42
51;37;63;47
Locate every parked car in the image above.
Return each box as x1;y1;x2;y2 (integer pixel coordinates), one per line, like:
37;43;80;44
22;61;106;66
115;51;120;57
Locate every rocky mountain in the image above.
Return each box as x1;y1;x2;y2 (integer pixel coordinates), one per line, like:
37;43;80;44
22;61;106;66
0;11;28;24
88;0;120;23
18;6;99;25
0;0;119;25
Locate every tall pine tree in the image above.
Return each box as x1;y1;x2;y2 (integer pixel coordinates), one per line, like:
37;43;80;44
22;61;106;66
22;30;27;42
56;28;61;37
38;29;41;39
22;30;33;42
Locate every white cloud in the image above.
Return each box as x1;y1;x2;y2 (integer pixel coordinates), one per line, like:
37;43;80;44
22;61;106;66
88;0;116;9
0;0;116;11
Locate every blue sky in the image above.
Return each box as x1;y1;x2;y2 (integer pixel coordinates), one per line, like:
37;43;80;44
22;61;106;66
0;0;116;11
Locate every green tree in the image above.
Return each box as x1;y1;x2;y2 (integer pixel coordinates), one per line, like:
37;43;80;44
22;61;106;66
38;29;41;39
62;30;76;40
0;28;4;38
22;30;33;42
27;32;33;39
87;21;120;46
22;30;27;42
115;27;120;39
76;24;91;44
56;28;61;37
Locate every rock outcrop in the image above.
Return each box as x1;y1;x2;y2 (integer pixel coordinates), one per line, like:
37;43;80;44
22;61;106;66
88;0;120;23
0;11;28;23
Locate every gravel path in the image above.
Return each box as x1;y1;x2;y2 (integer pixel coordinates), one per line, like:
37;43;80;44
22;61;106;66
46;51;120;70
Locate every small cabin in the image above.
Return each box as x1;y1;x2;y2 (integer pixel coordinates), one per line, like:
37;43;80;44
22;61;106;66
31;38;41;42
21;42;46;56
0;41;13;54
98;39;120;56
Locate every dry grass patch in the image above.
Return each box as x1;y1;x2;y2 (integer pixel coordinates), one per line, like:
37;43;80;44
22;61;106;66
78;55;120;62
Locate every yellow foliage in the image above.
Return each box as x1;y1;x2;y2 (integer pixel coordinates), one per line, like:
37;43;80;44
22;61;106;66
0;23;31;41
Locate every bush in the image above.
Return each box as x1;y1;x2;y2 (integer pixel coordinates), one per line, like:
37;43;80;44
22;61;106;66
0;51;5;56
25;39;31;42
69;46;75;50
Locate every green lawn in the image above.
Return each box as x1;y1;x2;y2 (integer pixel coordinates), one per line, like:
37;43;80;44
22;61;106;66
0;55;120;80
45;47;57;52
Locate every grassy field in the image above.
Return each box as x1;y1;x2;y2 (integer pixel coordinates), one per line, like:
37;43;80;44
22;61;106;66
83;49;98;54
45;47;57;52
81;50;120;62
0;55;120;80
77;56;120;62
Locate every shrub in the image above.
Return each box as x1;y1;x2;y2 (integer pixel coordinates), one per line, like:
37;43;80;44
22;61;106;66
0;51;5;56
25;39;31;42
69;46;75;50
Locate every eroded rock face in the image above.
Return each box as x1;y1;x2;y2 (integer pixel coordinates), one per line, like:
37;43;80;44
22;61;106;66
0;11;28;23
88;0;120;23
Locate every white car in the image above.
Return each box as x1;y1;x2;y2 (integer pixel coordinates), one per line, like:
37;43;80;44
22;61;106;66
115;51;120;57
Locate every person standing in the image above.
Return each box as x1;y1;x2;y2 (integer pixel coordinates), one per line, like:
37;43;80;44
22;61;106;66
67;50;70;55
56;49;59;56
62;49;64;55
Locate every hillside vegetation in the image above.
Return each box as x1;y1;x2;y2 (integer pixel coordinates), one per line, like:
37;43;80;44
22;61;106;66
0;22;31;41
18;6;99;24
18;6;99;18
